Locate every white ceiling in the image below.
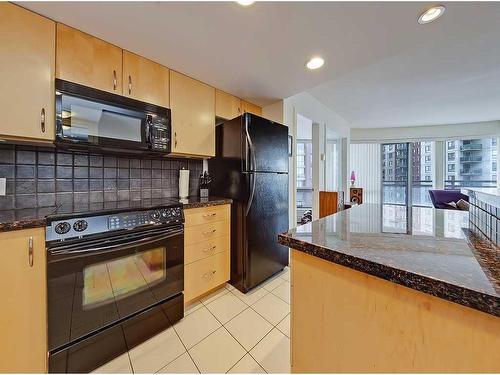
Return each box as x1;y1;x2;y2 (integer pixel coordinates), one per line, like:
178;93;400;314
20;1;500;129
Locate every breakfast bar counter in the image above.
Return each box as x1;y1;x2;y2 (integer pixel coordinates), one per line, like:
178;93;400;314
279;204;500;372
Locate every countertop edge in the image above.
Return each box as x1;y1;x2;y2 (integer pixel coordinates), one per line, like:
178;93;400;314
278;232;500;318
183;198;232;209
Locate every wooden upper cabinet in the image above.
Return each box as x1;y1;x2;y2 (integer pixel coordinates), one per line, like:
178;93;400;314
0;228;47;372
241;100;262;116
56;23;122;94
0;3;55;141
123;51;170;107
170;71;215;157
215;89;241;120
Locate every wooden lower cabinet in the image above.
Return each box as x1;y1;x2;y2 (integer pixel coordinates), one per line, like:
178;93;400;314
0;228;47;373
184;204;231;303
184;251;230;303
185;235;230;265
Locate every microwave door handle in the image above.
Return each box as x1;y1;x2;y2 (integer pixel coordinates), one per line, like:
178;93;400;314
48;228;182;258
146;115;152;144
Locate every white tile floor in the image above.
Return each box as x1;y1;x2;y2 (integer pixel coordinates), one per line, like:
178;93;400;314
93;267;291;374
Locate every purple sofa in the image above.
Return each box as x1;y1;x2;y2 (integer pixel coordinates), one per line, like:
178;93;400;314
428;189;469;209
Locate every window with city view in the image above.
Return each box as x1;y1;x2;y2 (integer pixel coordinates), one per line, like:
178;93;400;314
382;142;434;206
444;138;497;193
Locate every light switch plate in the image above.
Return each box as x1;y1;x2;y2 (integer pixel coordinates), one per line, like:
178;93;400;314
0;178;5;196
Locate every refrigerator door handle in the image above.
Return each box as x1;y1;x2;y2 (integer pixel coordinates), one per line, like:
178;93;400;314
245;119;257;216
245;117;257;172
246;172;256;217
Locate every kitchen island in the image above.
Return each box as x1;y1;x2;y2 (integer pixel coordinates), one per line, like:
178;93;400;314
278;204;499;373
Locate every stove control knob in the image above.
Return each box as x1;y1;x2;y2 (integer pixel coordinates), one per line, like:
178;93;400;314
54;222;71;235
151;210;161;221
73;220;88;232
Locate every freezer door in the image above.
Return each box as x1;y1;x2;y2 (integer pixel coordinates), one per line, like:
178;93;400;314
243;114;288;173
244;172;289;290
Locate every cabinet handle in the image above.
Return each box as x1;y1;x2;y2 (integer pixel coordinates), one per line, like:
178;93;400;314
203;270;217;279
203;245;217;253
40;108;46;133
28;236;33;267
203;229;216;235
203;213;217;218
174;132;178;148
128;75;132;95
113;70;117;91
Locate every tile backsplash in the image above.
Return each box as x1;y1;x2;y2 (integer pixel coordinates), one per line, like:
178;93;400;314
468;194;499;246
0;145;202;210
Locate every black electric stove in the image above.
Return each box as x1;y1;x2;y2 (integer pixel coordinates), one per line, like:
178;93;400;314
46;203;184;373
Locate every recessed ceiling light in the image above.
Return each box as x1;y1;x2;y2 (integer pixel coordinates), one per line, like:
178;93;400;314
236;0;255;6
306;57;324;70
418;5;446;24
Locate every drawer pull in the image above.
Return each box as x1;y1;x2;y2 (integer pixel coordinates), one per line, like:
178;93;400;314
203;229;216;235
202;270;217;279
113;70;117;91
203;245;217;253
203;213;217;218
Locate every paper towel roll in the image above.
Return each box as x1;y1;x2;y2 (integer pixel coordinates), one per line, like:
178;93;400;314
179;168;190;198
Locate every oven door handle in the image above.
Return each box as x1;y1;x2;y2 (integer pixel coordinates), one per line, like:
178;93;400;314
48;228;182;258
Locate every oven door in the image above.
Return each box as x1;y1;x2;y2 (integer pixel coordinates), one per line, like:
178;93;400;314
47;225;183;352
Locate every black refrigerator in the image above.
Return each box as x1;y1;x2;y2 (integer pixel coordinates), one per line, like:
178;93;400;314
208;113;289;293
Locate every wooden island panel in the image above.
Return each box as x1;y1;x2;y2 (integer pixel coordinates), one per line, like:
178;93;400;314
291;249;500;373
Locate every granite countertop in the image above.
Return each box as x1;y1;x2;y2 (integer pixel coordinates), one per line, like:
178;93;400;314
279;203;499;317
0;196;232;232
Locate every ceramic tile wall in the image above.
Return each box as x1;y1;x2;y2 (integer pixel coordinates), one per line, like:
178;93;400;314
468;196;499;245
0;145;202;209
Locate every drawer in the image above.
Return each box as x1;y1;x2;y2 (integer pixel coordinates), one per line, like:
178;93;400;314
184;251;230;303
184;220;229;246
184;204;230;228
185;235;230;265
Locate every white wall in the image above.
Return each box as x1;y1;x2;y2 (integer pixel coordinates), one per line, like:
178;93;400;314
349;144;382;204
350;120;500;143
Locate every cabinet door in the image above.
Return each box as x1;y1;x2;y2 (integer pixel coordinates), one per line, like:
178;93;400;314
215;89;241;120
0;3;55;141
170;71;215;157
241;100;262;116
123;51;170;107
56;23;122;94
0;228;47;372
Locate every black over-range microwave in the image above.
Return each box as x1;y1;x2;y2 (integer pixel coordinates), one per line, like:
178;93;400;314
55;79;171;154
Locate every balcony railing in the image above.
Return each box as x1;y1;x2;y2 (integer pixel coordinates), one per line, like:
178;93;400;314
444;180;496;190
460;156;482;163
460;169;482;175
460;144;483;151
